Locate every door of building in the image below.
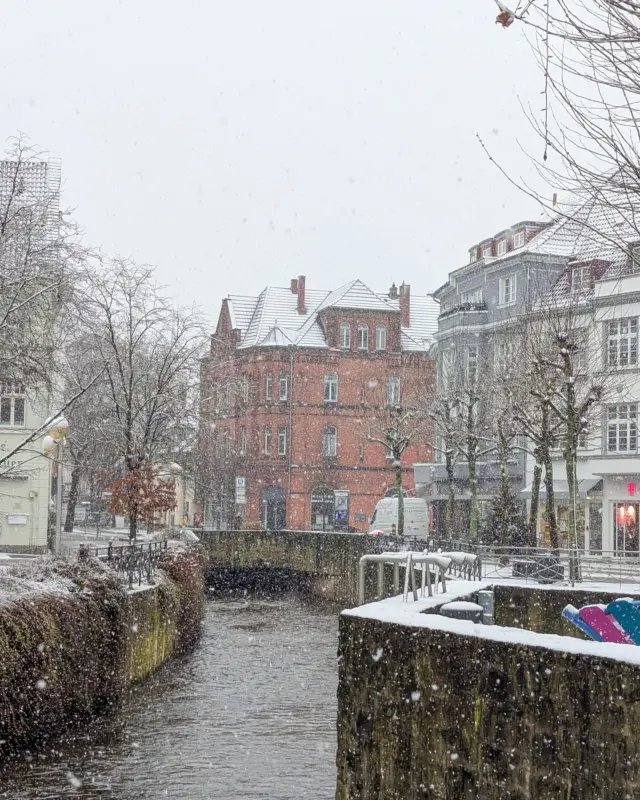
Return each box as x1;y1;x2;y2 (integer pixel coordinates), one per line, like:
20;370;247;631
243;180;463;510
261;486;286;531
613;502;640;555
311;487;334;531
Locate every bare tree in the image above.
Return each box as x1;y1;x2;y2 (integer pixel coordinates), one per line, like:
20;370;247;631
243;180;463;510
73;259;206;540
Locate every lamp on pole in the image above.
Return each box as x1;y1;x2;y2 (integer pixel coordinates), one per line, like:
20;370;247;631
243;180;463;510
43;417;69;556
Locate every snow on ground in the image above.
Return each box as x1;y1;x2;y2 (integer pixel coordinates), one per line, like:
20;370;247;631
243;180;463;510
343;579;640;667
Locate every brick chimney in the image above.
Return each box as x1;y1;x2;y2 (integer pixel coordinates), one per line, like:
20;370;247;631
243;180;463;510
297;275;306;314
290;278;298;294
399;282;410;327
388;282;398;299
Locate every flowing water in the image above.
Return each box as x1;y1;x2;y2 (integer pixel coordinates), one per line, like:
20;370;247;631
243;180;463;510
0;598;339;799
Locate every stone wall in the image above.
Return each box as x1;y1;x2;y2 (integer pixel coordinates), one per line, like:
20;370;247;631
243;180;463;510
494;584;640;637
0;549;204;757
336;609;640;799
202;529;392;605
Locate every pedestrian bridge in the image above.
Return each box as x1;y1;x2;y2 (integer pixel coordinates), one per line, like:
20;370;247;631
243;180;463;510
200;529;396;605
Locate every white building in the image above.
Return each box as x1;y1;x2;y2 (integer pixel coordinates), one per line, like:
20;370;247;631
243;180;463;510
0;382;53;552
521;200;640;554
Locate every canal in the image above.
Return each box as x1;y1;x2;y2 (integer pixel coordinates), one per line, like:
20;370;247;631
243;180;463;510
0;597;338;799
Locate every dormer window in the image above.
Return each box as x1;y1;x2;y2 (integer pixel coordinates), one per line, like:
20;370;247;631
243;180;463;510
339;323;351;349
496;239;507;256
469;248;478;264
482;246;493;259
513;231;525;249
572;265;592;293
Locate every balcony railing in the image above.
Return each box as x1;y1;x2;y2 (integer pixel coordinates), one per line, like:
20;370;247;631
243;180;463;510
438;301;488;320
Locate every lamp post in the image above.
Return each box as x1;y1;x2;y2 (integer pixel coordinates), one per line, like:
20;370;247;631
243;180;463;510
43;417;69;556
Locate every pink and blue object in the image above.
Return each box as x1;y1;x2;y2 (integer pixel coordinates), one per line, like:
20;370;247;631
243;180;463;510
562;598;640;644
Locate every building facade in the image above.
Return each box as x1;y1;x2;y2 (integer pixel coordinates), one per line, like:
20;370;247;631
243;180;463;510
417;201;640;553
0;382;54;552
200;277;437;531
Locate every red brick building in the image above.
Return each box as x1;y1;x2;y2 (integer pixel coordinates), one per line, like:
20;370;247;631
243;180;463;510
199;277;437;531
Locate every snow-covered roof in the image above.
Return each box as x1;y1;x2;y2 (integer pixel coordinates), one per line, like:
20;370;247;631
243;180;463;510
225;279;439;352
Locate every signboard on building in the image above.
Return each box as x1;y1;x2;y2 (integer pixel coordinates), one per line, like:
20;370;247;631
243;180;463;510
334;490;349;528
235;476;246;504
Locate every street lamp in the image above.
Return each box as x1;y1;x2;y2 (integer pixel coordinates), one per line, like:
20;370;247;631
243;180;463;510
43;417;69;555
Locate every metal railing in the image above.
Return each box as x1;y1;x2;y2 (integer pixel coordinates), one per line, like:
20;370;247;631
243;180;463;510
357;551;480;605
472;545;640;588
79;540;168;588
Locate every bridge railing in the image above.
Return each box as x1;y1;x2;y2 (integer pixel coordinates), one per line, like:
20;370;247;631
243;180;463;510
78;540;168;588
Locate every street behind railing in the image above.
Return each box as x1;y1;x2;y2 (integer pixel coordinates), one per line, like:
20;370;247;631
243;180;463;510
79;539;168;588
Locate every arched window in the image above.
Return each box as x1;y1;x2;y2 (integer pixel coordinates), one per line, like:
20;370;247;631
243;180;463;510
323;425;337;457
339;323;351;349
324;372;338;402
358;325;369;350
375;325;387;351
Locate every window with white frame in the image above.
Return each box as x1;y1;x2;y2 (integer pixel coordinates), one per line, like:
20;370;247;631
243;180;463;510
277;426;287;455
482;247;492;259
513;231;525;249
571;265;592;293
0;382;25;426
467;345;479;384
495;341;516;373
499;275;516;305
264;426;272;455
387;376;401;406
608;403;637;453
607;319;638;367
375;325;387;351
265;372;273;401
339;323;351;349
462;288;483;304
323;425;337;457
358;325;369;350
469;249;477;264
496;239;507;256
324;372;338;402
279;372;289;401
240;427;247;456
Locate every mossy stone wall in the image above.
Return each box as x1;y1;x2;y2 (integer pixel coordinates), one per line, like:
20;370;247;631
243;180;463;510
201;530;391;605
0;550;204;757
494;584;640;638
336;613;640;799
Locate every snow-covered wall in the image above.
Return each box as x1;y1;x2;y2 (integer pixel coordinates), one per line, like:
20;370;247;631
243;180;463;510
336;584;640;798
0;550;204;757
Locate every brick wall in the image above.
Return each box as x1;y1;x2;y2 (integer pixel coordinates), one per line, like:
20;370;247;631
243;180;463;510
200;334;434;530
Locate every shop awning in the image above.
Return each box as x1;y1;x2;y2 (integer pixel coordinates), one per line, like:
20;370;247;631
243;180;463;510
521;478;602;501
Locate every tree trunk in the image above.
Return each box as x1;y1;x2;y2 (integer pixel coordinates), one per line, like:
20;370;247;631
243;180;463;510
129;512;138;542
395;459;404;537
496;424;510;546
542;452;559;550
528;458;543;546
63;466;81;533
445;445;455;538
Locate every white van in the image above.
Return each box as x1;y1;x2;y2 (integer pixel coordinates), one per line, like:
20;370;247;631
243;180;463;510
369;497;429;538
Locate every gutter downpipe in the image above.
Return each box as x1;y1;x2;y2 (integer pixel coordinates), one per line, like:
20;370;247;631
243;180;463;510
288;345;295;506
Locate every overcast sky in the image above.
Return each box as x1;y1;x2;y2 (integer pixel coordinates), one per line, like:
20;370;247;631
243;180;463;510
1;0;547;325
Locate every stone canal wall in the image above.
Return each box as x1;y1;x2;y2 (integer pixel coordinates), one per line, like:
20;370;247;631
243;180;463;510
0;548;204;757
336;584;640;799
201;529;392;605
